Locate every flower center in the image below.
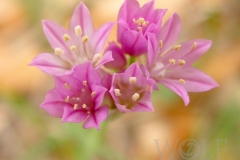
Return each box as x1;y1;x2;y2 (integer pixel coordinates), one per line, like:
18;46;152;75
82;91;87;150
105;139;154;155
63;81;96;112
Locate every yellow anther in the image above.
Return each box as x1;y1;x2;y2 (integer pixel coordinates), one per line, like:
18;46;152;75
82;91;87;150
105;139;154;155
192;42;197;50
138;17;145;25
65;96;69;102
129;77;137;84
83;81;87;86
132;93;140;101
174;44;181;51
54;48;64;55
73;104;78;110
82;104;87;108
82;36;89;43
70;45;76;51
91;92;97;96
114;89;121;96
169;59;176;65
178;59;186;66
75;25;82;36
64;83;71;90
63;34;70;42
179;79;186;84
159;40;163;48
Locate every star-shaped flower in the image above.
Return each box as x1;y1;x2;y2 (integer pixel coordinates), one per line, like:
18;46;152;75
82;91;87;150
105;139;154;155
109;62;154;113
41;62;108;130
146;33;219;105
117;0;167;56
30;2;114;76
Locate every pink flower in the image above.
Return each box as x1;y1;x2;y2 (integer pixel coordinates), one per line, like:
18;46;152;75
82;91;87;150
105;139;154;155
146;33;219;106
40;62;108;130
30;2;114;76
109;62;154;113
117;0;167;56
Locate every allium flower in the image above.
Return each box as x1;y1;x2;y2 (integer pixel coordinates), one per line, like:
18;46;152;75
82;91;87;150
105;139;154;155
117;0;167;56
109;62;154;113
146;33;219;105
30;2;114;76
41;62;108;130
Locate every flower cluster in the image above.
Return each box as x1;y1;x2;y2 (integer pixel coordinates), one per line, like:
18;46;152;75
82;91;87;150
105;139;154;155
30;0;218;130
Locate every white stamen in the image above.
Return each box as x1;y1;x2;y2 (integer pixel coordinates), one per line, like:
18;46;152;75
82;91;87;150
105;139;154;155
138;27;142;31
169;59;176;65
114;89;121;96
179;79;186;84
178;59;186;66
133;18;137;23
82;36;88;42
91;92;97;96
73;104;78;110
76;97;80;101
54;48;64;55
74;25;82;36
92;53;102;66
65;96;69;102
132;93;140;101
70;45;76;51
129;77;137;84
83;81;87;86
64;83;71;90
82;104;87;108
159;40;163;48
192;42;197;50
63;34;70;42
174;44;181;51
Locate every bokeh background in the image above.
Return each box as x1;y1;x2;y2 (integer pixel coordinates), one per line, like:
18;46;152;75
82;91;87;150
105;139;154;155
0;0;240;159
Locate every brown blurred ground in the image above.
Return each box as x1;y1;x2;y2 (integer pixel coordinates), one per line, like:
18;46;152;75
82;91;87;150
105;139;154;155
0;0;240;160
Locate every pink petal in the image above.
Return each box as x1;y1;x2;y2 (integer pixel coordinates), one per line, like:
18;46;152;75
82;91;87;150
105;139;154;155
102;74;112;90
165;67;219;92
69;2;94;38
147;33;159;65
157;13;181;54
124;62;143;78
118;0;140;24
132;100;154;112
140;64;158;89
91;22;114;54
29;53;70;76
95;51;114;69
182;40;212;64
120;27;147;56
160;79;190;106
90;84;107;108
83;106;108;130
73;62;102;86
40;88;66;117
104;42;127;69
42;20;73;57
62;106;88;123
54;75;82;98
161;39;212;65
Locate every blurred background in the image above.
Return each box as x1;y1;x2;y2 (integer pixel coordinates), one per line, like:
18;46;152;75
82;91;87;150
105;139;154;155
0;0;240;159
